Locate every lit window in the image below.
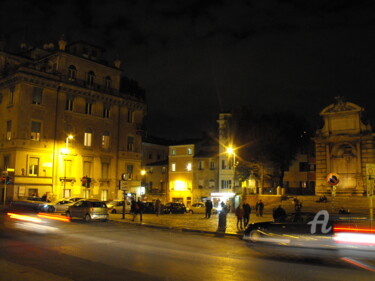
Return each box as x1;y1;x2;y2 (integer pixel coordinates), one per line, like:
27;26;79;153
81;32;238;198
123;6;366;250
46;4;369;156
162;167;166;174
29;157;39;176
87;71;95;86
186;162;192;171
171;163;176;172
6;120;11;141
198;160;204;170
31;121;41;141
85;102;92;115
84;129;92;147
102;132;110;149
32;87;43;105
68;65;76;80
187;148;193;155
171;149;176;156
221;180;231;189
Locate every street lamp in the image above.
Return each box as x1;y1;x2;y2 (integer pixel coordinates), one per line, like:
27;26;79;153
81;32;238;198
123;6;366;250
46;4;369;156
63;135;74;195
226;146;236;192
141;169;147;193
66;135;73;149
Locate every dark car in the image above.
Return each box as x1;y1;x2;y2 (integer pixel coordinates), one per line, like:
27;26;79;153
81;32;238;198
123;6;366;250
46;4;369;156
243;212;335;250
163;202;187;214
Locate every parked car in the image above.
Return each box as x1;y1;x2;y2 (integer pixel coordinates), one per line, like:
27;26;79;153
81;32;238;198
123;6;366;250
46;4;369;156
163;202;187;214
188;202;218;214
39;199;75;213
9;199;46;213
66;199;108;221
65;197;84;202
106;200;130;214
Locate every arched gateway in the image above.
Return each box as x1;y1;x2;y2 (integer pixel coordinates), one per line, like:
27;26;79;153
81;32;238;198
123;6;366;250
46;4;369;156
314;97;375;196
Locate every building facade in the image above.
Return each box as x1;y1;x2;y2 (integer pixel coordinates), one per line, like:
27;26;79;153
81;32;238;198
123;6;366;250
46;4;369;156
314;97;375;196
0;37;146;202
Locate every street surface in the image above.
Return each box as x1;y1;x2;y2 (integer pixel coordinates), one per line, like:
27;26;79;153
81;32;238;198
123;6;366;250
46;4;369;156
0;213;374;281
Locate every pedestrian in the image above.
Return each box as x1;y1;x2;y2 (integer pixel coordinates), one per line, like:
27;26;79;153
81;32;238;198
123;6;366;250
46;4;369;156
137;198;144;223
41;193;47;202
273;205;286;221
235;205;245;230
130;198;137;222
155;198;161;216
217;202;228;232
256;200;264;217
205;199;213;218
243;202;251;227
294;200;302;212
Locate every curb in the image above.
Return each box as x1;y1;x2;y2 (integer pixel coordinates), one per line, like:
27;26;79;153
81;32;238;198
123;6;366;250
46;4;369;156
110;219;244;238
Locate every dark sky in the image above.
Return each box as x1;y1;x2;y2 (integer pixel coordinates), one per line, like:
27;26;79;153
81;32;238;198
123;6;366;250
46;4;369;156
2;0;375;140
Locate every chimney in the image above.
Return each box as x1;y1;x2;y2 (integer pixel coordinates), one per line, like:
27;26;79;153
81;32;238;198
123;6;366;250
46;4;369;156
58;34;67;51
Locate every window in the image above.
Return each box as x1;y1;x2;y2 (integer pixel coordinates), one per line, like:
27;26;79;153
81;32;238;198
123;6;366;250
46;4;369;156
148;153;153;160
210;160;215;170
87;71;95;86
65;97;74;111
221;160;226;169
68;65;76;80
83;189;90;198
105;76;111;89
102;131;110;149
32;87;43;105
31;121;41;141
171;149;176;156
84;129;92;147
221;180;231;189
162;167;166;174
83;161;91;177
29;157;39;176
3;155;10;171
9;87;14;105
103;105;110;118
85;102;92;115
126;165;133;179
187;148;193;155
157;154;161;160
101;162;109;179
64;159;72;177
127;136;134;151
171;163;176;172
101;190;108;201
300;181;307;188
209;180;215;188
309;164;316;171
82;47;89;57
6;120;11;140
128;110;133;123
198;160;204;170
299;162;309;172
186;162;192;171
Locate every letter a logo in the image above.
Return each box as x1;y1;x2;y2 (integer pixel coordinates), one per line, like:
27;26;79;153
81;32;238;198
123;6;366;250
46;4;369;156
307;210;332;234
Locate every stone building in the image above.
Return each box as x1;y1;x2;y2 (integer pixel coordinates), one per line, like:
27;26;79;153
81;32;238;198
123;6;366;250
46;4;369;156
314;97;374;196
0;37;146;202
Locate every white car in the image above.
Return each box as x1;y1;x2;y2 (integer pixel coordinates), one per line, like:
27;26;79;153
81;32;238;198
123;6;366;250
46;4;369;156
40;199;75;213
188;202;217;214
106;200;130;214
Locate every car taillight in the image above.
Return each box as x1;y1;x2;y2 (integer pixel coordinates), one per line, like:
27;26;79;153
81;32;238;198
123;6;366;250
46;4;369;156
91;208;94;211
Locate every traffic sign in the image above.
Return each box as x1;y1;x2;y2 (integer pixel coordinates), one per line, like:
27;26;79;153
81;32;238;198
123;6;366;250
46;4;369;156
119;180;128;190
327;173;340;186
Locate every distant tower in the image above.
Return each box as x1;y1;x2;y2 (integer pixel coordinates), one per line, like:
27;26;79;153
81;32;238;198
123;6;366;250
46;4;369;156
58;35;67;51
217;113;234;194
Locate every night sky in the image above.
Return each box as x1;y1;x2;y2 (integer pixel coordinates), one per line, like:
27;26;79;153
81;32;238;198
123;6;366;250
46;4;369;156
1;0;375;140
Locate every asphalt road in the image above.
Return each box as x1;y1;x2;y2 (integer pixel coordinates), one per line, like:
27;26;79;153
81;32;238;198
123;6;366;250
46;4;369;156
0;214;374;281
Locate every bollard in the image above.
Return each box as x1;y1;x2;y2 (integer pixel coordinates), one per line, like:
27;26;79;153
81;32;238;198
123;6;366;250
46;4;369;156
217;203;228;232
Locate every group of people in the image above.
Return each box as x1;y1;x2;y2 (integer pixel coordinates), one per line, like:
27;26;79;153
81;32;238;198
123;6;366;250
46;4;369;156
293;197;303;212
130;197;162;223
316;195;328;203
234;202;252;230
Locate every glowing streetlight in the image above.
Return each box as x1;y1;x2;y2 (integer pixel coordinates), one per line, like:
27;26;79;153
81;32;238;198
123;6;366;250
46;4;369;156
226;146;236;192
66;135;73;149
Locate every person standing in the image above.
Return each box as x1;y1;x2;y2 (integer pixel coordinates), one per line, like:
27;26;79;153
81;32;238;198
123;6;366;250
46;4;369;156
256;200;264;217
205;199;213;218
130;198;137;222
235;205;245;230
273;205;286;221
243;202;251;227
155;198;161;216
137;198;144;223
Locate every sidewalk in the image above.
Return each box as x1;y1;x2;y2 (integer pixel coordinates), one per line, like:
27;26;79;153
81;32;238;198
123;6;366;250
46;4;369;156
110;212;274;238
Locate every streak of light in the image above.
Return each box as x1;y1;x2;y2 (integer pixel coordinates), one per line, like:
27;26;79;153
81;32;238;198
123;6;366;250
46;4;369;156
341;257;375;272
37;212;71;222
7;212;42;223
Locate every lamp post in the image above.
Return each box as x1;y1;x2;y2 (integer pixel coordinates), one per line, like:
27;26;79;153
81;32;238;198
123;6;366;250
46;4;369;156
63;135;73;195
227;146;236;193
141;169;147;195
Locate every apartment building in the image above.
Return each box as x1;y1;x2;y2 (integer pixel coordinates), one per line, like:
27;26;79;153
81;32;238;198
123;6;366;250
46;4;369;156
0;37;146;202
